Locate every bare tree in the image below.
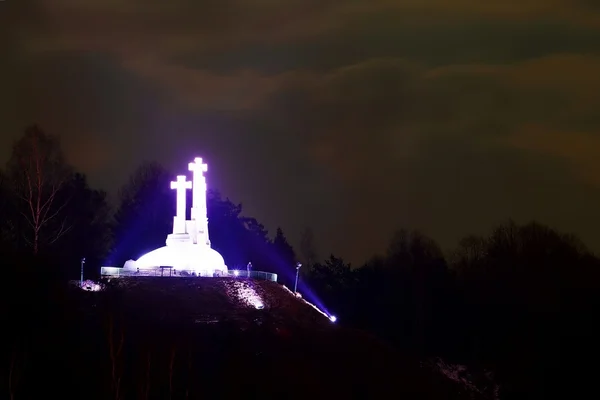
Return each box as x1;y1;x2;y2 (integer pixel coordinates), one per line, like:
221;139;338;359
450;234;488;271
6;126;73;254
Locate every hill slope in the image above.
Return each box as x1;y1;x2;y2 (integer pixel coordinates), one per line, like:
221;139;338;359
7;276;488;399
97;276;332;330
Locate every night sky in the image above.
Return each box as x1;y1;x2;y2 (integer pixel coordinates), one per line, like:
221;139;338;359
2;1;600;264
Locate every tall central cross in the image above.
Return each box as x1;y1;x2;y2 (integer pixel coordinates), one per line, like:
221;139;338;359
188;157;209;245
188;157;208;215
170;175;191;233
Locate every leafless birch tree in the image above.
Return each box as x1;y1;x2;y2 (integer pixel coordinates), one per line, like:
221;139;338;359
6;126;73;254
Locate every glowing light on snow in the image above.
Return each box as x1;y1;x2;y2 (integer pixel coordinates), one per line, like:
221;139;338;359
233;270;239;276
78;280;103;292
226;280;265;309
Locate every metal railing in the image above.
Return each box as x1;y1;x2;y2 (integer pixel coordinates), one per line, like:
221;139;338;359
225;269;278;282
100;267;277;282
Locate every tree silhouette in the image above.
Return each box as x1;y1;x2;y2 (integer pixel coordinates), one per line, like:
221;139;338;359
310;255;353;288
307;255;354;307
205;189;248;268
53;173;113;277
240;216;272;270
111;161;174;265
449;220;598;397
5;125;73;254
271;227;296;286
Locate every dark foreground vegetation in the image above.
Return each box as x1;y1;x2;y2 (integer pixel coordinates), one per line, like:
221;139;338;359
2;126;599;398
5;271;478;399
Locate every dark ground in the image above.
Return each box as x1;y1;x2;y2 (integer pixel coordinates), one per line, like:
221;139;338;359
6;276;486;399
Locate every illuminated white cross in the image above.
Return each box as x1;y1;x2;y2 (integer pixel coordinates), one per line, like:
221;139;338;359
188;157;208;212
170;175;192;220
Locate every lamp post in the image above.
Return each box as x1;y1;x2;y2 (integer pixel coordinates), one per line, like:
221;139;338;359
80;257;86;287
247;262;252;278
294;262;302;294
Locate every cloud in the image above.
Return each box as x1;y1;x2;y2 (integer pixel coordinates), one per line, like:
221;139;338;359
262;53;600;180
10;1;599;67
2;0;600;262
120;56;296;112
505;126;600;186
0;50;171;190
250;53;600;260
23;0;348;56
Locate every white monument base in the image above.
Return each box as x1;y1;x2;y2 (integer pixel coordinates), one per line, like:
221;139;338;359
134;243;227;275
166;233;192;246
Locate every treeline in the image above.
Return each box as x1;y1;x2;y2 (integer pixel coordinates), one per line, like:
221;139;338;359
1;125;598;397
305;226;599;397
